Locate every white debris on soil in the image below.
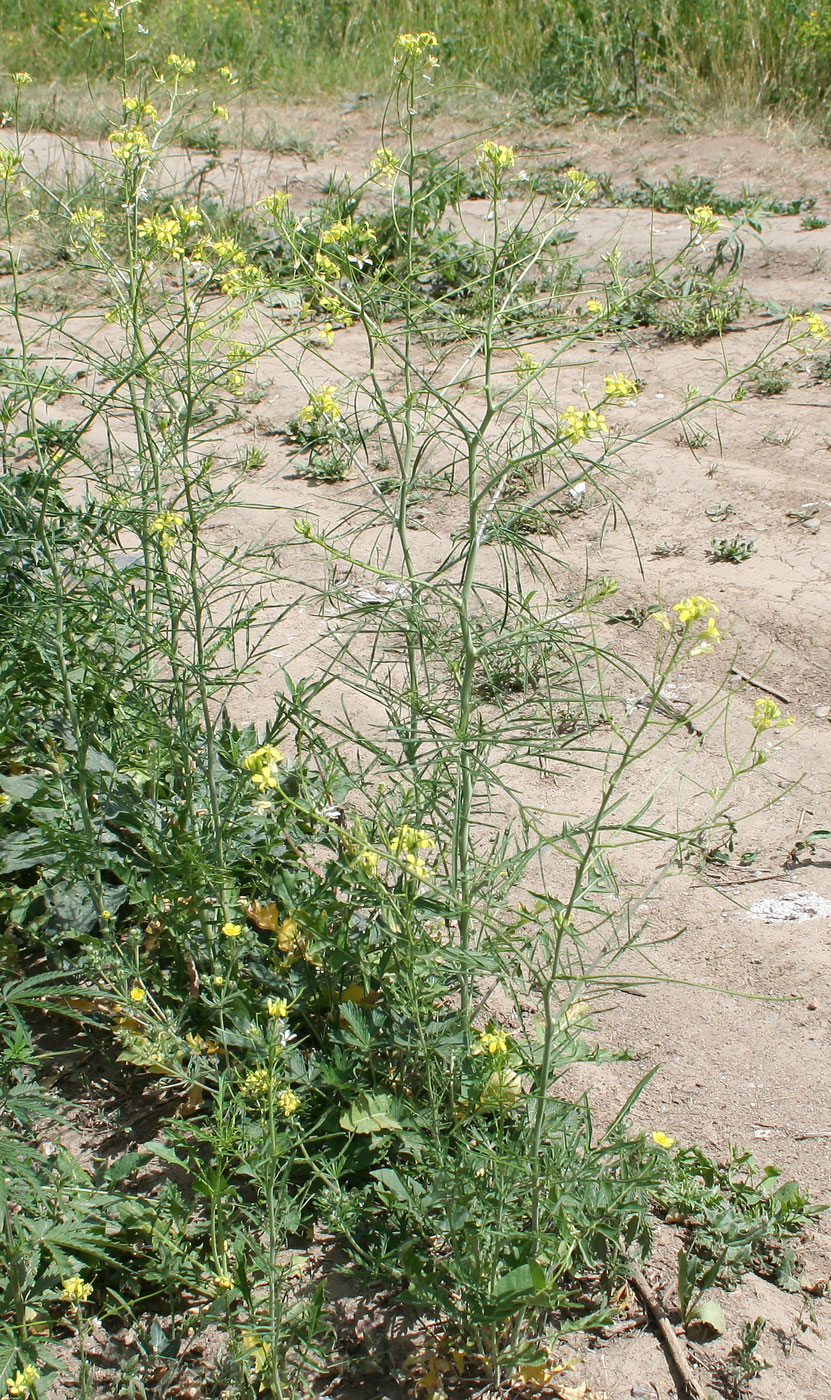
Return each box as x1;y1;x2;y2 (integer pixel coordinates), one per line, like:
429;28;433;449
747;890;831;923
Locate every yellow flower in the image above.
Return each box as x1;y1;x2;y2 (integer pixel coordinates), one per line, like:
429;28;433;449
266;997;288;1018
689;204;720;235
652;1131;675;1149
564;167;597;198
61;1275;93;1304
319;322;335;347
389;824;435;854
806;312;829;342
262;191;290;218
276;1088;301;1117
585;298;604;314
672;595;718;626
357;848;379;876
217;65;236;82
0;149;23;183
12;72;32;85
476;140;515;176
369;147;398;183
394;31;438;60
604;372;639;400
165;52;196;76
149;509;184;547
241;1067;271;1099
242;743;284;789
213;1271;233;1290
653;609;672;632
299;386;340;424
475;1028;510;1056
129;985;146;1003
222;922;243;938
562;406;608;445
6;1366;39;1398
108;123;152;164
750;697;794;733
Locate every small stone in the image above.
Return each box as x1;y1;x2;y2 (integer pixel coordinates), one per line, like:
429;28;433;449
813;705;830;719
807;1001;818;1010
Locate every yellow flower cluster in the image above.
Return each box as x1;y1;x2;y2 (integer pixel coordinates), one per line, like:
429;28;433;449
70;205;105;235
317;293;353;327
0;149;23;183
562;406;608;445
6;1366;39;1398
109;123;152;165
242;743;284;789
604;372;639;400
806;312;829;342
262;191;290;218
369;147;398;183
655;596;722;656
564;166;597;198
61;1275;93;1304
475;1027;510;1056
750;697;794;733
477;140;515;173
320;216;376;247
241;1067;270;1099
123;95;158;121
165;52;196;76
390;824;435;880
277;1088;301;1117
266;997;288;1017
137;207;203;260
12;72;32;85
394;31;438;59
689;204;720;235
150;509;184;551
299;385;341;424
585;298;604;315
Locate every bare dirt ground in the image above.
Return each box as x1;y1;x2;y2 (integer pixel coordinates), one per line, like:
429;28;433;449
6;98;831;1398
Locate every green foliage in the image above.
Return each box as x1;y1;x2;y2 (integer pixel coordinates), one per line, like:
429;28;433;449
0;27;819;1396
719;1317;771;1397
707;536;757;562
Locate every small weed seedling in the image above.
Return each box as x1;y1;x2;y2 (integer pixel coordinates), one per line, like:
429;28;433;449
718;1318;772;1398
745;363;791;395
762;422;799;446
706;501;735;522
801;213;828;230
708;537;756;562
652;540;687;557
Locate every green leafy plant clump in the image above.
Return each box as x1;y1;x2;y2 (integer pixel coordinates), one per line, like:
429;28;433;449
0;25;826;1400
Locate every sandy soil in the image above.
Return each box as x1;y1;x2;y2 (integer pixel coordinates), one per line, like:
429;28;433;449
4;101;831;1399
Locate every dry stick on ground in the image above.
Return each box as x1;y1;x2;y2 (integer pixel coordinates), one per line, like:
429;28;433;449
629;1266;709;1400
729;669;791;705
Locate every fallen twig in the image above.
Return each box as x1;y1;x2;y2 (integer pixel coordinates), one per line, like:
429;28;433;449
795;1131;831;1140
629;1266;708;1400
729;669;791;705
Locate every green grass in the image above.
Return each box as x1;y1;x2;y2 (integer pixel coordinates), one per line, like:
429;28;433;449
3;0;831;122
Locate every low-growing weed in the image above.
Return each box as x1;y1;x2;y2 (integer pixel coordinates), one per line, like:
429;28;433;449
745;363;791;395
708;537;757;562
